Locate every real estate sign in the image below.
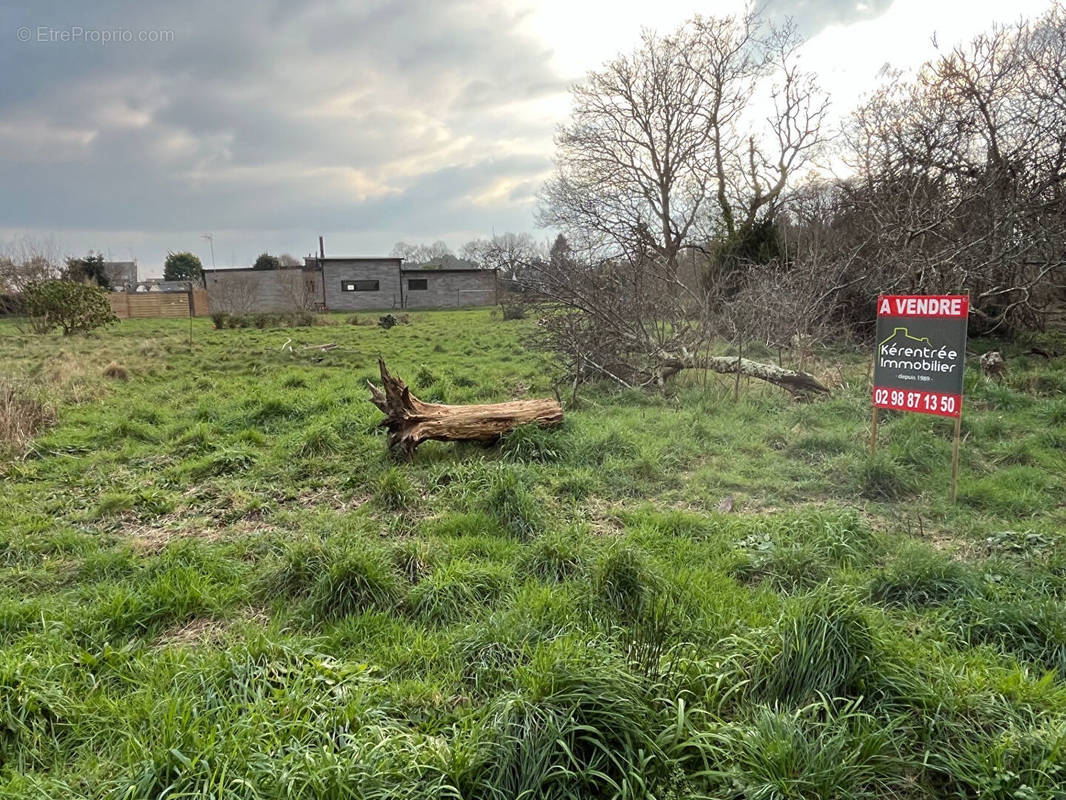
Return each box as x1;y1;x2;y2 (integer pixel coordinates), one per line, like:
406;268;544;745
873;295;969;417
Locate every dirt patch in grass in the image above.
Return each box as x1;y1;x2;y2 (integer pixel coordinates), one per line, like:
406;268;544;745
153;608;269;649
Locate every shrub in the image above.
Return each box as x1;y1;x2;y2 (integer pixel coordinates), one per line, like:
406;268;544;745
22;280;118;335
210;312;230;329
499;301;527;320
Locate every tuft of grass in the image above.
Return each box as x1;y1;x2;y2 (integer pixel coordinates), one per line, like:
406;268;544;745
408;560;512;624
475;640;668;798
374;467;414;510
703;700;904;799
309;547;402;621
0;380;54;456
590;542;657;620
483;469;543;540
870;545;980;607
855;451;918;500
519;528;588;583
102;361;129;380
291;423;341;458
955;597;1066;674
748;588;876;707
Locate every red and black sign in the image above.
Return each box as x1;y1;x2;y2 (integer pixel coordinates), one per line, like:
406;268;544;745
873;295;969;418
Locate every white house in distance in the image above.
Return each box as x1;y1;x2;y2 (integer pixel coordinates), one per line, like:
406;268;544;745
203;256;499;313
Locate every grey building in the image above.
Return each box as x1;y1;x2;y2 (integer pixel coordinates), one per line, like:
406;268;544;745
318;258;404;311
204;256;498;313
203;267;323;314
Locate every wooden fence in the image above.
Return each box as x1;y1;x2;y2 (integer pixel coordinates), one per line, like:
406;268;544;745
109;289;210;320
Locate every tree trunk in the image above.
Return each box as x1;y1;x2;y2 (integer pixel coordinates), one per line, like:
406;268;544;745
659;355;830;396
368;359;564;459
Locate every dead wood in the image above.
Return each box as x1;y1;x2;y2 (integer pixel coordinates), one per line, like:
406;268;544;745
368;358;563;458
658;354;830;396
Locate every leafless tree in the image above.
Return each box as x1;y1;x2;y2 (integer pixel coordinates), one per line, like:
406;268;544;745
0;235;62;295
277;270;319;311
460;232;544;281
389;240;454;267
838;3;1066;333
206;273;258;315
530;10;830;395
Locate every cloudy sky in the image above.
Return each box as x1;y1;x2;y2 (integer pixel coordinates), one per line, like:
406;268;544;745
0;0;1056;275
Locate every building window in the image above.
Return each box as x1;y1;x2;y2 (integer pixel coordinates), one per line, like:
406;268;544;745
407;278;428;291
341;280;379;292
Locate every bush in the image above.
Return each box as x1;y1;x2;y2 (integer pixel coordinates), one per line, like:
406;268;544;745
22;280;118;335
210;312;230;329
500;301;527;320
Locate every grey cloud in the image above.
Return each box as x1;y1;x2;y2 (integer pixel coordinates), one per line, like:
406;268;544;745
0;0;562;265
761;0;894;38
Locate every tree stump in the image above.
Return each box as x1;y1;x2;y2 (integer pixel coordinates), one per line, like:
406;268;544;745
368;359;563;459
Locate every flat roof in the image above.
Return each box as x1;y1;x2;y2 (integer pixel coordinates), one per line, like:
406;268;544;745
401;267;498;274
202;266;317;273
312;257;402;263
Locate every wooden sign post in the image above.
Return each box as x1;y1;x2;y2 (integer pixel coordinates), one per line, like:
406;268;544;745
871;295;969;502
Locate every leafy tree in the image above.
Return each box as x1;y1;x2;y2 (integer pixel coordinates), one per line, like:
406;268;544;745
63;252;110;289
253;252;281;271
163;251;204;282
22;280;118;335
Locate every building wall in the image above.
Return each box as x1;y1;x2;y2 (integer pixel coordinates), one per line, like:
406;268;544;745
321;260;403;311
204;269;323;313
401;269;498;308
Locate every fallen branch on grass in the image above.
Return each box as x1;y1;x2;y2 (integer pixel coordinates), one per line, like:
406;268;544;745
367;358;563;459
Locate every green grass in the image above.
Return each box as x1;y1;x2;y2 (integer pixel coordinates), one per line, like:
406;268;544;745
0;311;1064;798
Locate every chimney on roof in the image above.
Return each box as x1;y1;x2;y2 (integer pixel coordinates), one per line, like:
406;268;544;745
319;236;325;259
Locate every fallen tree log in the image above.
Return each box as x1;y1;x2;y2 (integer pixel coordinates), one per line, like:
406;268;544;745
368;359;563;458
658;354;830;397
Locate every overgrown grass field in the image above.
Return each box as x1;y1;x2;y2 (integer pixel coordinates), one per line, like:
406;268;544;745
1;311;1065;798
